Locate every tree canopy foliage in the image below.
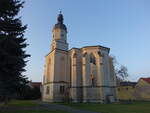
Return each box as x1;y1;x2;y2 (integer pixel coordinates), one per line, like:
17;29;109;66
111;56;129;82
0;0;30;103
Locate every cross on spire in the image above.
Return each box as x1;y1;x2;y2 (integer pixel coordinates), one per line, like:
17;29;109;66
57;11;63;24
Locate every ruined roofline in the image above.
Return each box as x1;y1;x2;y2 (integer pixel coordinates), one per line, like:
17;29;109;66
69;45;110;52
82;45;110;50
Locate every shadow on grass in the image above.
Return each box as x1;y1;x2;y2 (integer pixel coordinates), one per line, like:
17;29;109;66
61;101;150;113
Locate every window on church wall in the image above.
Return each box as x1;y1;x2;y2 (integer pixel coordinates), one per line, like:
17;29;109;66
90;56;93;63
90;54;96;65
90;74;95;86
89;53;97;86
60;86;65;94
73;53;77;58
83;53;87;57
98;51;101;56
90;64;97;86
46;86;50;94
98;51;105;58
73;53;77;65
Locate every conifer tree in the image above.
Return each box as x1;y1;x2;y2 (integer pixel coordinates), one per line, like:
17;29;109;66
0;0;30;103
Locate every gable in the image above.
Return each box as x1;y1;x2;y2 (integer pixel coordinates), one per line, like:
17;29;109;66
141;78;150;84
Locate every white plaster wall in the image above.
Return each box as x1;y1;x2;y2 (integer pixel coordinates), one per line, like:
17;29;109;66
53;50;68;82
53;83;68;102
42;84;53;102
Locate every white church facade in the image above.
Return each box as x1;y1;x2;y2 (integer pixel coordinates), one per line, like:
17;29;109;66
42;13;117;103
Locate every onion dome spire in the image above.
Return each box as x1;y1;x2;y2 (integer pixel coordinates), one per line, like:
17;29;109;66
53;11;67;31
57;11;64;24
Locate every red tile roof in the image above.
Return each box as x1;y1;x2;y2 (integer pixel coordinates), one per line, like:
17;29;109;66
30;82;41;87
141;78;150;84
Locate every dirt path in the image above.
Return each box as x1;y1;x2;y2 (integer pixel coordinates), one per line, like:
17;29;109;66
37;101;100;113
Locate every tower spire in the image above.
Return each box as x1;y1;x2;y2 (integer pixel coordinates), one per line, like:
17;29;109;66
53;11;67;31
57;11;63;24
51;12;68;51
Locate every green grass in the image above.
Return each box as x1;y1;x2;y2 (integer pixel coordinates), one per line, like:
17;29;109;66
8;100;38;107
0;110;68;113
62;101;150;113
0;100;69;113
3;100;150;113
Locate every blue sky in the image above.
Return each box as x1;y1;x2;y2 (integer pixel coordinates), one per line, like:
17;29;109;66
21;0;150;82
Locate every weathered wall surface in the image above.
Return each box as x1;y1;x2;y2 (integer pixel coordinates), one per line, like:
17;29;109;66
117;79;150;101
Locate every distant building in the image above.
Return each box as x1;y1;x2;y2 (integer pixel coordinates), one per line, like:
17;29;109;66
28;81;42;89
27;81;42;99
117;78;150;101
28;81;42;93
134;78;150;101
117;82;137;100
42;12;117;103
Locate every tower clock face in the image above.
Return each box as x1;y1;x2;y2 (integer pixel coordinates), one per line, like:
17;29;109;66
54;30;59;39
61;33;64;37
61;30;66;39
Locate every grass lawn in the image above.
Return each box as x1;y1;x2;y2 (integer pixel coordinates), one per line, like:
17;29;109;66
62;101;150;113
0;110;68;113
7;100;39;107
0;100;68;113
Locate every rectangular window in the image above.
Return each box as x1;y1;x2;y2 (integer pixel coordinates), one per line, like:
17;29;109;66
60;86;65;94
46;86;50;94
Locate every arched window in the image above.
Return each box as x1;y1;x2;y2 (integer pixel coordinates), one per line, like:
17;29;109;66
90;56;93;63
60;86;65;94
46;86;50;94
98;51;102;56
90;74;95;86
90;54;96;65
73;53;77;58
83;52;87;57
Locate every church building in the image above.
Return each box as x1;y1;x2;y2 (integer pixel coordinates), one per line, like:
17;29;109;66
42;13;116;103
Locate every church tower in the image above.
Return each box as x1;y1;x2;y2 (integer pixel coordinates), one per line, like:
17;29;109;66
51;12;68;51
42;12;69;102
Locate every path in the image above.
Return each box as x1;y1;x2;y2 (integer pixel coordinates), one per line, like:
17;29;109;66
37;101;100;113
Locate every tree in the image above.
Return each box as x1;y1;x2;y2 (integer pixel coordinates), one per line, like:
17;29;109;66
18;85;41;100
111;56;129;82
0;0;30;104
117;65;129;81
